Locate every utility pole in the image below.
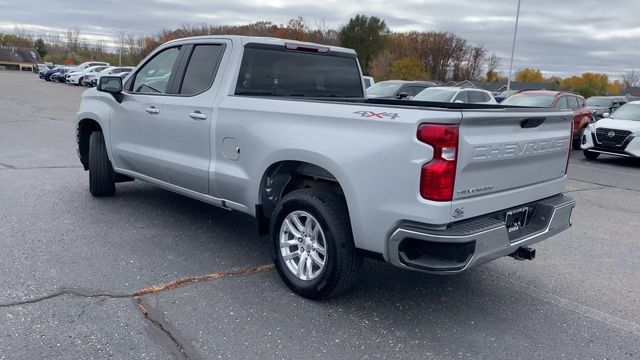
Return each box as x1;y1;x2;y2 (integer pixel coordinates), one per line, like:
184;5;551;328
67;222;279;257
115;28;123;66
118;29;122;66
506;0;522;92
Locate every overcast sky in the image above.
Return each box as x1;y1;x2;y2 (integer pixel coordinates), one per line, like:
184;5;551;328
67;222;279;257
2;0;639;78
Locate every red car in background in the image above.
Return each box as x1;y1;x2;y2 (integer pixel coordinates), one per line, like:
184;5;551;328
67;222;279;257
502;90;593;149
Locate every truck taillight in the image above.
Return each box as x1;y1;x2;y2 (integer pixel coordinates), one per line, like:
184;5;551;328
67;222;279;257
417;124;459;201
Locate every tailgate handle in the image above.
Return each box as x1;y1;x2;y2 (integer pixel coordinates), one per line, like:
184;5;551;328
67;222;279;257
520;117;546;128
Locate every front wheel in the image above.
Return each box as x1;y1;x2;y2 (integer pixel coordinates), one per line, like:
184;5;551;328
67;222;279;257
583;150;599;160
270;189;362;299
88;130;116;196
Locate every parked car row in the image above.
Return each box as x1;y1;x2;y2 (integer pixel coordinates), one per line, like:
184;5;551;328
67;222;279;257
37;61;133;87
585;96;628;120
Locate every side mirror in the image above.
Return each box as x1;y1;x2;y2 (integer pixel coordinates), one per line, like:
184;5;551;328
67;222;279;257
397;92;409;99
602;112;610;118
97;76;123;103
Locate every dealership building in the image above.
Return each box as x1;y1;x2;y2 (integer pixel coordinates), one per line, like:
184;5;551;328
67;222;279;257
0;46;43;71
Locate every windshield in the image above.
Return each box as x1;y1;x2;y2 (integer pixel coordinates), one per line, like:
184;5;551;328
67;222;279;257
501;93;555;107
412;88;457;102
610;103;640;121
586;97;612;107
366;82;403;97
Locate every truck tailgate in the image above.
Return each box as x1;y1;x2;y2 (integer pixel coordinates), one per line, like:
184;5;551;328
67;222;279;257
452;110;572;219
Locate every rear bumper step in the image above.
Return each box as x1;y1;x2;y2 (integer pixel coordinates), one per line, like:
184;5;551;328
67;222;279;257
387;195;575;273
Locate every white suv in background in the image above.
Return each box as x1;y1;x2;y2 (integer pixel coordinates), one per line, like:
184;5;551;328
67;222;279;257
77;61;110;71
412;86;497;104
581;101;640;160
86;66;134;86
66;65;110;86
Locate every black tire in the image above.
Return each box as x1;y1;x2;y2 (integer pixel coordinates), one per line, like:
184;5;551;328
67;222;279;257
270;189;362;299
572;129;583;150
583;150;599;160
88;130;116;196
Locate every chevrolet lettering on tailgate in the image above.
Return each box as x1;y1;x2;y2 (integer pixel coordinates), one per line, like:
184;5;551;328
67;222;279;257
472;136;568;160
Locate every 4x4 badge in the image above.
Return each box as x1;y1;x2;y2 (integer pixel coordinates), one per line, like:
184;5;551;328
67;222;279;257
353;110;400;119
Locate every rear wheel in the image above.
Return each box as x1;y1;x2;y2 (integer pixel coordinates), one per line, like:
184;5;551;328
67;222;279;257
270;189;362;299
572;127;585;150
88;130;116;196
583;150;599;160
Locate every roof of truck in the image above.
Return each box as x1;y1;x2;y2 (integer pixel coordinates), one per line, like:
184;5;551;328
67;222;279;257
164;35;356;55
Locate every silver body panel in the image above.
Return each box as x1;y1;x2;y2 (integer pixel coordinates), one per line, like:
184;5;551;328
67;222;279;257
76;35;574;269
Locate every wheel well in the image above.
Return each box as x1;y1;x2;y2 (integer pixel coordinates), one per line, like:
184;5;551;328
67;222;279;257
78;119;102;170
257;161;345;235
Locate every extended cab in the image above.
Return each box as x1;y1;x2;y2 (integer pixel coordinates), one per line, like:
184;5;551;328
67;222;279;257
76;36;575;299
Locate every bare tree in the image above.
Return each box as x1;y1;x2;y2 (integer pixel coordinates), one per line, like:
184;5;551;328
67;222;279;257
13;25;33;40
66;27;80;53
622;70;640;88
369;50;395;79
485;53;500;81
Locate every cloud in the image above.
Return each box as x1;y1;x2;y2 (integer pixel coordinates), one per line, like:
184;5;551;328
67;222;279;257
2;0;640;78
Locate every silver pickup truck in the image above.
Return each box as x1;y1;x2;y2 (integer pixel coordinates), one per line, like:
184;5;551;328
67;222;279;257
76;36;575;299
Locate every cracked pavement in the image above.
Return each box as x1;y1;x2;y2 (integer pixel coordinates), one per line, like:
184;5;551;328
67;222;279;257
1;71;639;359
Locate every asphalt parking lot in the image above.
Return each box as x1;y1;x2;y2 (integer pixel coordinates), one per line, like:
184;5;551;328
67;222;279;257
0;71;639;359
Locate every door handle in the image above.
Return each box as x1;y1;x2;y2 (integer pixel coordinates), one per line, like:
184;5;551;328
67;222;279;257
145;106;159;114
189;111;207;120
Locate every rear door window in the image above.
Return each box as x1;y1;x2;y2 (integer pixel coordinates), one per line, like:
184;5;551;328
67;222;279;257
454;91;468;103
235;46;363;98
404;86;427;96
568;96;580;110
468;91;486;103
179;44;225;95
554;96;569;109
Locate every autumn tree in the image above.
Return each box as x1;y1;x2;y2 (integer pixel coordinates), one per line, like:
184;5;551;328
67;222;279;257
339;15;389;74
389;57;429;80
560;73;610;97
608;80;624;95
515;68;544;82
0;33;33;47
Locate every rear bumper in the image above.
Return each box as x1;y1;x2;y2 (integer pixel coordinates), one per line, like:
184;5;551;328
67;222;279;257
387;195;575;273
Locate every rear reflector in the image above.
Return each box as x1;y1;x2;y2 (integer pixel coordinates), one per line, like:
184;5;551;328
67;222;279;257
417;124;459;202
420;159;457;201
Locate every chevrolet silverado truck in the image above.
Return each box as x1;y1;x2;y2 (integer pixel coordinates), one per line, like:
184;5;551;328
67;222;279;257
76;36;576;299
